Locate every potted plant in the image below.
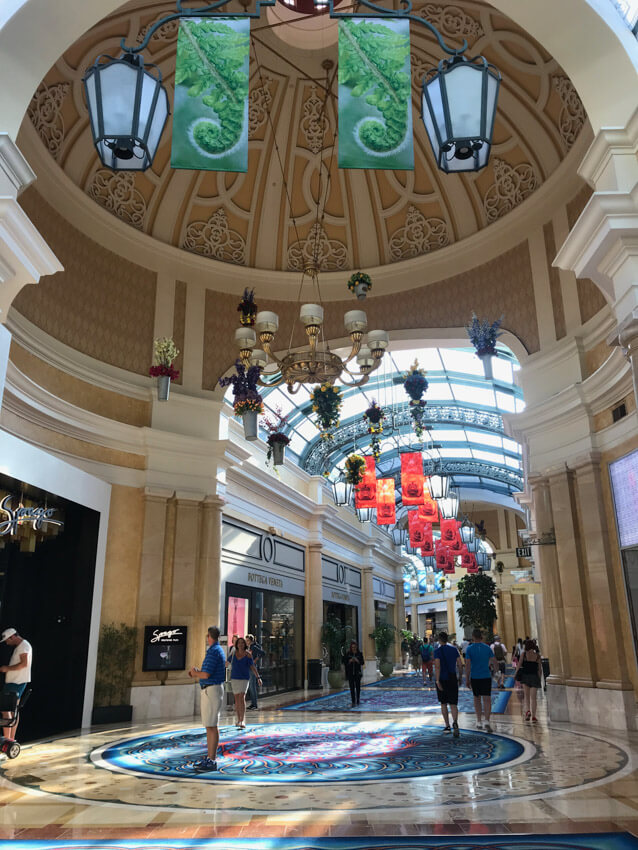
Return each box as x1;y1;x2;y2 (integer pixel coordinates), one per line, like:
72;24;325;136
238;288;258;326
321;615;353;690
466;313;503;379
347;271;373;300
370;621;397;678
219;360;264;440
404;359;428;439
311;382;342;439
92;622;137;724
345;453;366;486
261;407;290;467
149;337;180;401
457;572;498;635
363;399;384;460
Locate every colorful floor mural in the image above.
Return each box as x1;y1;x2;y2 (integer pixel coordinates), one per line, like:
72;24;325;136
366;675;516;690
3;835;638;850
94;721;524;783
284;685;512;714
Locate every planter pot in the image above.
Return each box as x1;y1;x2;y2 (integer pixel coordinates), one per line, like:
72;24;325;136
157;375;171;402
354;282;369;300
379;659;394;679
272;440;286;466
328;670;344;690
91;704;132;725
478;353;494;380
242;410;258;441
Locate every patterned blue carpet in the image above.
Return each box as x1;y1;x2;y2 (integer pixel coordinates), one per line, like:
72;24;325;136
284;683;512;714
366;674;516;690
95;721;524;782
5;834;638;850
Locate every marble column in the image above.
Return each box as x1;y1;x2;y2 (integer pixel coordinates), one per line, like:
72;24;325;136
305;542;324;668
500;591;515;648
446;597;456;637
361;567;377;681
394;581;404;666
167;497;201;683
194;496;224;671
410;601;418;634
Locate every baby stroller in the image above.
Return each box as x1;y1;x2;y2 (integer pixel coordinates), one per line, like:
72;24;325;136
0;686;32;759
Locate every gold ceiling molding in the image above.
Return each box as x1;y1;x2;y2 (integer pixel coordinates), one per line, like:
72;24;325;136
388;205;449;262
416;3;484;40
87;170;147;231
182;208;247;265
484;159;539;224
552;75;586;150
248;75;274;139
287;222;349;271
27;82;71;161
300;85;330;155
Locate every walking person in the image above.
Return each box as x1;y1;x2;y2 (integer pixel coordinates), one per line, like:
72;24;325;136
344;640;364;707
400;636;410;669
410;634;421;673
490;634;508;689
188;626;226;771
465;628;498;732
518;638;542;723
0;628;32;742
434;631;464;737
420;637;434;685
245;633;264;710
227;637;261;729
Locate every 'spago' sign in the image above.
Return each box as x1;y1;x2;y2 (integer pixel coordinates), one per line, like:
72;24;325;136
0;495;64;536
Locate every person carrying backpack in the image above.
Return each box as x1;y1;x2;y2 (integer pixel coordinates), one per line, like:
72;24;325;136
420;637;434;685
490;635;508;689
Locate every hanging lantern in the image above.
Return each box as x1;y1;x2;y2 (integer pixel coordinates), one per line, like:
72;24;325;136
421;54;501;174
459;516;475;545
83;51;170;171
422;556;436;570
476;550;486;567
465;536;479;553
428;470;449;500
438;490;459;520
331;471;353;507
391;526;408;547
356;507;373;523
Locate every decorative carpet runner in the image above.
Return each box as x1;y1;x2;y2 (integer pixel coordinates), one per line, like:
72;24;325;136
284;682;512;714
4;834;637;850
366;674;516;690
95;720;523;782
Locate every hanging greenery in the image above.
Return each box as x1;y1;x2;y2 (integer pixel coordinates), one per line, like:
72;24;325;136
364;399;385;460
403;359;428;439
261;407;290;466
311;383;342;438
219;360;264;416
345;453;366;485
466;313;503;357
347;271;373;296
149;337;180;380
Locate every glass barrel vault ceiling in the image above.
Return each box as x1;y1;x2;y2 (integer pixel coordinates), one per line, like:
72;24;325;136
224;346;525;498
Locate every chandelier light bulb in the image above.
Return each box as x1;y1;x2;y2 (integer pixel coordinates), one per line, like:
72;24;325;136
367;329;389;357
344;310;367;333
255;311;279;333
235;327;256;349
250;348;268;368
300;303;324;327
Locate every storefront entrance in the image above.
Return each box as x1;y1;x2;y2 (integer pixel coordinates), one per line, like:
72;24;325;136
323;600;359;645
225;582;303;695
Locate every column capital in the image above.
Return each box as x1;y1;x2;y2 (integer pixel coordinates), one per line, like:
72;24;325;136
144;486;174;502
202;494;225;510
0;134;35;196
308;541;323;553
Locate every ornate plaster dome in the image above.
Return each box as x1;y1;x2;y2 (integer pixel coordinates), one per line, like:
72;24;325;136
24;0;587;274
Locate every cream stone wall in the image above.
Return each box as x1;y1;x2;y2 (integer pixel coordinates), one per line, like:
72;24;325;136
100;485;145;627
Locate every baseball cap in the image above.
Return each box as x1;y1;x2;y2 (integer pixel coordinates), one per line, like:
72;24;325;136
0;628;16;642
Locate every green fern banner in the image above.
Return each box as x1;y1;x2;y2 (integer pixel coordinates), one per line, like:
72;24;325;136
338;18;414;170
171;18;250;172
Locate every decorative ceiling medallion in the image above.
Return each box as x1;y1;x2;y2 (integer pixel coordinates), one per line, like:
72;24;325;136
136;17;179;44
248;76;274;139
182;208;247;264
27;82;71;160
552;75;585;150
389;205;449;262
417;3;483;39
300;85;330;154
87;170;147;230
484;158;539;223
287;222;349;271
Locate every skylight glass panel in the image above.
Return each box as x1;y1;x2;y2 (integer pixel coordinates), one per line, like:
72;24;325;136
515;397;526;413
491;357;514;384
429;429;467;442
495;391;516;412
451;384;496;406
288;433;308;455
465;431;503;448
439;447;474;458
505;456;522;469
425;383;454;401
503;438;520;454
340;393;370;419
294;418;321;439
441;349;484;376
472;449;506;464
390;348;443;372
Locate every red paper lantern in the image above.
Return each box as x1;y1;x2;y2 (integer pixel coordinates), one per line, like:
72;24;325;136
408;509;426;546
376;478;396;525
401;452;424;506
355;456;377;509
418;489;439;524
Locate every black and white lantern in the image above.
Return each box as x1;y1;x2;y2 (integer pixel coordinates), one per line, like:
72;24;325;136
391;526;408;547
459;516;475;545
331;471;353;507
423;556;436;570
421;54;500;174
83;52;170;171
428;470;449;500
356;507;373;523
438;489;459;520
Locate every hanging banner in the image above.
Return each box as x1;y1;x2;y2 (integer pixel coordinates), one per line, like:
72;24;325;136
418;490;439;524
407;510;426;546
338;18;414;171
448;520;464;553
401;452;424;506
420;523;434;556
440;518;459;548
171;18;250;172
435;540;452;572
461;551;478;572
376;478;396;525
355;456;377;509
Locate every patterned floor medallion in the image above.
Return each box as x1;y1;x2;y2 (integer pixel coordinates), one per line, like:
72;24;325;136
93;721;525;783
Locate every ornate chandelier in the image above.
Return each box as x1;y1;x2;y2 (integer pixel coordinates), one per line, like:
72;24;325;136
235;267;388;392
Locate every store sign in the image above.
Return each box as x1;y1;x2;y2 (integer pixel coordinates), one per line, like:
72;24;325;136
511;582;541;595
143;625;188;671
223;562;305;598
247;570;283;589
0;495;64;536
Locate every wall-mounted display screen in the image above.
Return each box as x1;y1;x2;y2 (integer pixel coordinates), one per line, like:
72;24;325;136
610;449;638;549
142;626;187;672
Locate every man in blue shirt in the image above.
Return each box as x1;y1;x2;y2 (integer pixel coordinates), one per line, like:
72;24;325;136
188;625;226;770
465;628;498;732
434;631;464;737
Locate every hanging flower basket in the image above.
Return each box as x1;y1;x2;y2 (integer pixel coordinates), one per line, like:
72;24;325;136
404;359;428;440
347;271;372;300
149;337;180;402
262;407;291;468
345;453;366;486
363;400;385;460
219;361;264;442
466;313;503;378
238;287;258;327
311;383;342;439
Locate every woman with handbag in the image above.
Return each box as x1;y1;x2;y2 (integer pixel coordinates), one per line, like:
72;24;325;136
516;638;542;723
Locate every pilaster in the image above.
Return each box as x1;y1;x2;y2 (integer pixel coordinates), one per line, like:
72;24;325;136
361;565;377;682
305;541;324;664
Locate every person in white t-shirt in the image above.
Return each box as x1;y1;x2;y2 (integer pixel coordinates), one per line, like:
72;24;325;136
0;628;32;740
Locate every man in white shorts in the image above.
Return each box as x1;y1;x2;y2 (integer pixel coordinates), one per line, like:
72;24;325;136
0;628;32;741
189;625;226;771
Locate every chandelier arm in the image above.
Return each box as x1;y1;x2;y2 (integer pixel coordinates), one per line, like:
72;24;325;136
261;340;286;369
257;373;286;388
326;0;467;56
342;337;362;364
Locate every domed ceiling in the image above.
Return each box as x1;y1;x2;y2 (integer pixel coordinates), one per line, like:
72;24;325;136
25;0;586;272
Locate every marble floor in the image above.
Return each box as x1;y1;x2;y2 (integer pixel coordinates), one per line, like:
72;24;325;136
0;679;637;840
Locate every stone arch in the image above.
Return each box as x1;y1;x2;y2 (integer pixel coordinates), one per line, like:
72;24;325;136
1;0;638;143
